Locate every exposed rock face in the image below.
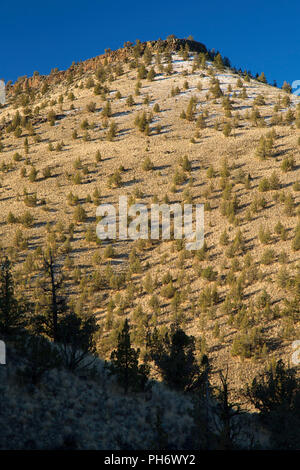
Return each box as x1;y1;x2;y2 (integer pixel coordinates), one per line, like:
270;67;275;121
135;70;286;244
147;37;207;54
8;38;207;95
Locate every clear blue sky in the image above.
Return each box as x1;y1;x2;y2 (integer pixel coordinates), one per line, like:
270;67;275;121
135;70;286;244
1;0;300;87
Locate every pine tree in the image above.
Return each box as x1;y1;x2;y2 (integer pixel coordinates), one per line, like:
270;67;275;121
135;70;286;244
33;248;68;342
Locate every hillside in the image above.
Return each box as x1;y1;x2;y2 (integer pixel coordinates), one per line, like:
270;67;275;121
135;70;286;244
0;37;299;403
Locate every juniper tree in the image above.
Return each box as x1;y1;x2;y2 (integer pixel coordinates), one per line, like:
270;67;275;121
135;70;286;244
16;335;62;385
108;318;149;393
143;46;153;66
213;53;224;71
223;122;232;137
180;155;192;172
147;67;156;81
147;324;208;392
56;311;98;372
107;121;117;141
186;97;196;121
0;256;26;336
86;101;96;113
258;72;267;84
107;169;122;188
292;224;300;251
255;136;270;160
126;94;135;107
101;100;112;118
73;205;87;223
137;63;147;80
165;62;173;75
95;150;101;163
196;114;206;129
246;359;298;415
24;137;29;155
285;109;294;124
282;81;292;94
209;78;223;98
254;94;265;106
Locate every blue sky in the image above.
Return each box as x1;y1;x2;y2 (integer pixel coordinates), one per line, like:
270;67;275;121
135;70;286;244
1;0;300;87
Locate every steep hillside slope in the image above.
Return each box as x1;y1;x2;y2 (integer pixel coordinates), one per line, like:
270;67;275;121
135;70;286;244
0;39;299;397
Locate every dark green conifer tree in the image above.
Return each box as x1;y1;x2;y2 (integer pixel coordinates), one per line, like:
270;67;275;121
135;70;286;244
109;318;149;393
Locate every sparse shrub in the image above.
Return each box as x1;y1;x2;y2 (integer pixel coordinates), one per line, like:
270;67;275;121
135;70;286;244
223;122;232;137
161;281;175;299
104;244;115;259
259;177;270;192
292;224;300;251
107;170;122;188
42;166;51;179
142;156;154;171
86;101;96;112
231;328;265;359
258;225;272;244
281;156;295;172
261;248;276;265
126;94;135;107
29;166;38;182
73;205;87;223
80;119;89;130
14;228;28;249
20;210;34;228
107;121;117;141
72;172;82;185
13;152;22;162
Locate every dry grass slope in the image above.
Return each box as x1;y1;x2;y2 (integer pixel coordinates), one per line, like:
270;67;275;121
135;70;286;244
0;39;299;399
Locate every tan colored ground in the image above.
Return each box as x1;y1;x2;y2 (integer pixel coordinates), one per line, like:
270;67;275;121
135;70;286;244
0;50;299;402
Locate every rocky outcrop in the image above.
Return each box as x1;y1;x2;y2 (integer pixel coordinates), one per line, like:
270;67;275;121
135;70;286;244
8;38;207;95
